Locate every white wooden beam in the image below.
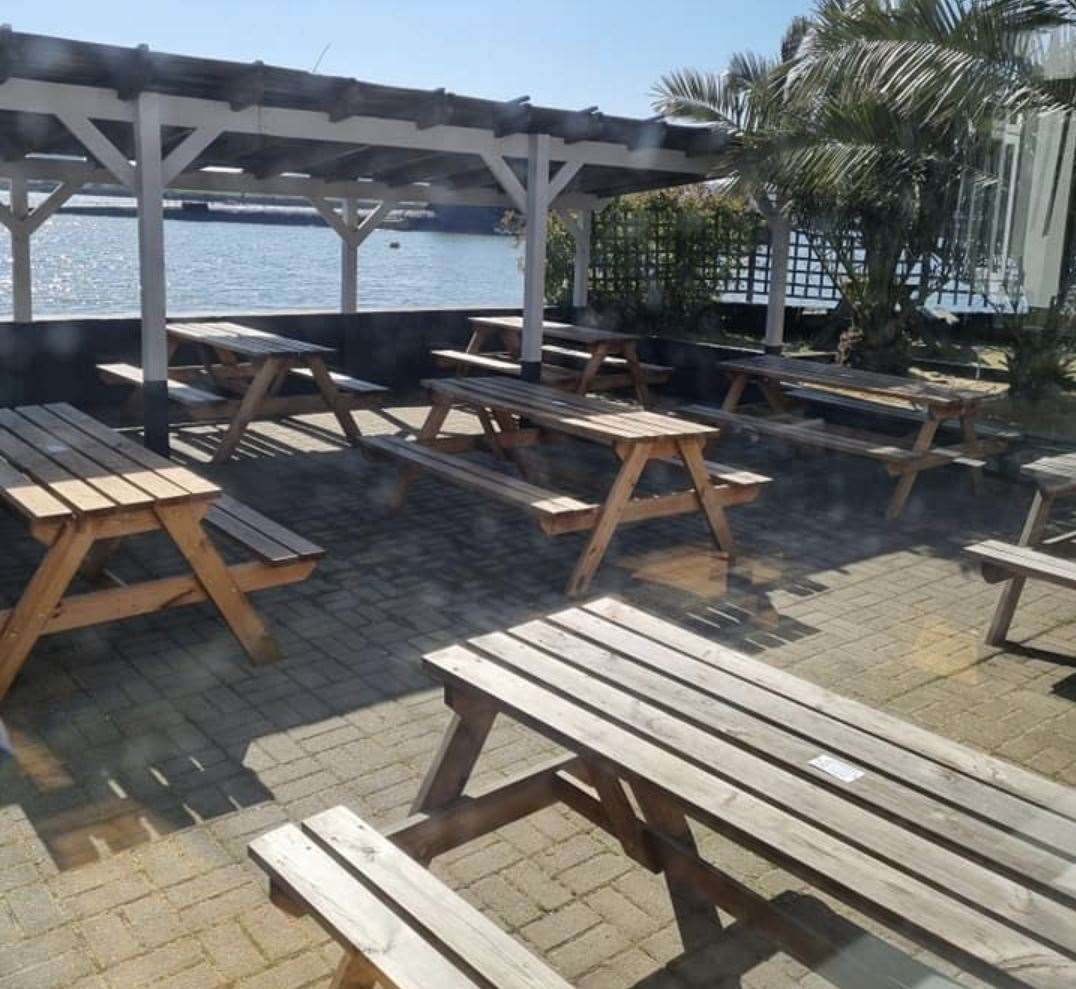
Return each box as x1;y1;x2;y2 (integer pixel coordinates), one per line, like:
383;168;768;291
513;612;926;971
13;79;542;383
308;195;350;240
132;91;169;454
0;77;713;176
760;205;790;353
9;174;31;321
162;124;223;184
352;199;394;247
341;198;358;314
571;209;592;309
548;161;582;203
521;133;551;373
0;156;602;211
57;111;135;187
23;181;78;235
480;152;527;214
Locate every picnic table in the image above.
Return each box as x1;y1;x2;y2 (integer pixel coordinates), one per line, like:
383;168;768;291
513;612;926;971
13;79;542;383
968;452;1076;646
432;315;672;403
99;320;386;463
683;355;1008;519
252;599;1076;988
363;377;769;595
0;403;323;701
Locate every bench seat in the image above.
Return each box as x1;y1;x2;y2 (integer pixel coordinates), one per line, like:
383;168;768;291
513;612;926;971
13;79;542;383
363;434;597;534
249;806;572;989
98;362;226;407
680;404;985;470
287;366;387;397
205;494;325;565
431;349;579;387
540;343;674;380
966;539;1076;590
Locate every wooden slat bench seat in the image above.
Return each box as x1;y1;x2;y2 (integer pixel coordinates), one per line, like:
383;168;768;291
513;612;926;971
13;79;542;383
286;366;387;397
250;805;572;989
540;344;674;381
98;362;226;408
785;386;1019;444
205;494;325;565
363;434;597;534
432;349;580;387
967;539;1076;590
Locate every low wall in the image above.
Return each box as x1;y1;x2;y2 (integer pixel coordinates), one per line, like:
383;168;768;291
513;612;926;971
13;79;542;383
0;306;526;407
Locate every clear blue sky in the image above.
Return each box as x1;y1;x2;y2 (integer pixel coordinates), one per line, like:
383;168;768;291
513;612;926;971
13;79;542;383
2;0;812;118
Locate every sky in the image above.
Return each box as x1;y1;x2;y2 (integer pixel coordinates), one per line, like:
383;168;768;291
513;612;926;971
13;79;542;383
1;0;813;118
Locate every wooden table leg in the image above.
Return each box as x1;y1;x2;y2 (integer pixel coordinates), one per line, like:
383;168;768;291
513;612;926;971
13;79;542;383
156;503;280;666
632;778;723;951
211;356;283;464
576;343;612;397
986;488;1055;646
307;355;362;445
390;400;452;511
566;441;652;596
722;373;748;412
886;415;941;520
961;412;985;495
331;952;379;989
411;692;495;814
0;520;98;699
678;438;736;558
623;342;651;405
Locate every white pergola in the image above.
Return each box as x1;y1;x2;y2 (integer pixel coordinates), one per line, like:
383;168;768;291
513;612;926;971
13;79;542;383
0;30;789;453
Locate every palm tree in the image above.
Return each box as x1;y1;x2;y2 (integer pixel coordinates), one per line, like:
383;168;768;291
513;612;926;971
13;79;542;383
653;0;1076;371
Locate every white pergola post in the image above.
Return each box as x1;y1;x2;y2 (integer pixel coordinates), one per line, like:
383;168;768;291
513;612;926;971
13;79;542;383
521;132;551;382
572;208;592;310
8;173;31;322
133;92;169;454
763;209;790;355
340;198;358;314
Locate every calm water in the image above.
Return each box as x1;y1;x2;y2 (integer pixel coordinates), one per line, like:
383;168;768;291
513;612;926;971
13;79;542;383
0;195;525;317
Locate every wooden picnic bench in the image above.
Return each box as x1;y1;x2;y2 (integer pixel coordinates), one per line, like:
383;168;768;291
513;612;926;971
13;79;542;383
968;452;1076;647
362;376;769;595
99;320;387;463
685;355;1008;519
433;315;672;404
250;599;1076;988
0;403;323;701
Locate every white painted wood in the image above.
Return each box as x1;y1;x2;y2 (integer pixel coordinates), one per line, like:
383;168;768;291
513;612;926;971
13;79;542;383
9;174;31;321
572;209;592;308
133;93;168;382
341;198;358;314
480;153;527;213
308;196;350;240
352;199;394;247
161;124;223;184
57;112;135;188
0;157;600;212
522;133;551;365
762;208;789;352
23;182;78;235
548;161;582;202
0;77;712;176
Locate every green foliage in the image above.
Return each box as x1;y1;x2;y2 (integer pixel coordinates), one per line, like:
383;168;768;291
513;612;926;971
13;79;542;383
1005;302;1076;402
543;187;765;336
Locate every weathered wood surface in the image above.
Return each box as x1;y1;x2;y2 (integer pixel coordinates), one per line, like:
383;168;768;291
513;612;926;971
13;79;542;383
167;320;335;357
469;315;640;346
718;355;997;408
249;809;573;989
0;405;321;699
416;597;1076;989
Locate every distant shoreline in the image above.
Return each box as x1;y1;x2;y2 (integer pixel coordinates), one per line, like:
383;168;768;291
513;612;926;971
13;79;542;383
58;202;510;235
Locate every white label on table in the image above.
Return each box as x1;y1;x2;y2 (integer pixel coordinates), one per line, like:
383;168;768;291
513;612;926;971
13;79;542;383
809;754;864;783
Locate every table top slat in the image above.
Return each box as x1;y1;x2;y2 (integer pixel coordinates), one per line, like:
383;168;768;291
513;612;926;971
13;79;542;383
1021;454;1076;493
584;599;1076;821
718;355;994;406
425;376;717;444
0;409;153;509
469;315;639;345
512;612;1076;899
424;643;1076;988
168;321;334;358
16;406;191;504
0;459;72;522
44;404;220;500
0;414;116;514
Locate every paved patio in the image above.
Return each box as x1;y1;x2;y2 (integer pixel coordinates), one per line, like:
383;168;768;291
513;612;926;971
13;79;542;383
2;404;1075;989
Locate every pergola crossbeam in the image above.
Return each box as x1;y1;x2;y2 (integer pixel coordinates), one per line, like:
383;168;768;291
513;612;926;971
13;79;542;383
58;111;135;187
480;152;527;213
